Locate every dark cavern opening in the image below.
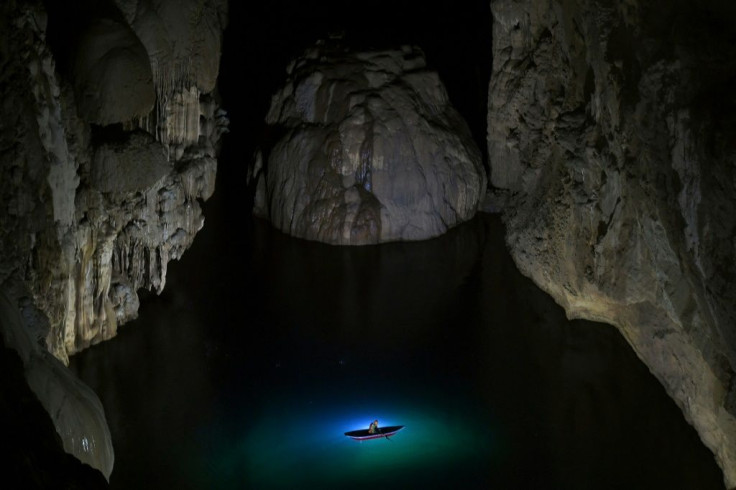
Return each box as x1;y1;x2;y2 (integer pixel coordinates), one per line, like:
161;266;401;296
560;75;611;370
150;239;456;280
2;1;736;489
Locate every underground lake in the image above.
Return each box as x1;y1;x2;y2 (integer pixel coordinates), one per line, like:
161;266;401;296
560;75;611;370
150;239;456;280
70;194;725;489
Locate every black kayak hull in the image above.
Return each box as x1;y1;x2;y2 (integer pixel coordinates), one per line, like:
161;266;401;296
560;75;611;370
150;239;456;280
344;425;405;440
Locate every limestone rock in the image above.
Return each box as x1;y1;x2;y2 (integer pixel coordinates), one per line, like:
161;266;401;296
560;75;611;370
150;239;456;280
1;343;110;488
0;288;114;481
91;132;171;194
251;42;486;245
488;0;736;486
115;0;229;157
1;0;226;363
115;0;227;94
0;0;227;481
71;17;155;125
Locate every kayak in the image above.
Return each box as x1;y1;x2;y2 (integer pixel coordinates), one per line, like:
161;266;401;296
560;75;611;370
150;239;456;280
344;425;405;441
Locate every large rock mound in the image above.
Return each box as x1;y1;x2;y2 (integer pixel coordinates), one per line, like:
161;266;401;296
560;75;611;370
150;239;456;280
251;42;486;245
487;0;736;486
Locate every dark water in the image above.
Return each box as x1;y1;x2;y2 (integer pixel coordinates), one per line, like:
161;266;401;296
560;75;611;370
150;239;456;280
68;5;724;487
70;196;726;489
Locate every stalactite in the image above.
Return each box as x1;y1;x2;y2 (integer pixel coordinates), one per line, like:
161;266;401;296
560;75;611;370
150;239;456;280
3;0;225;386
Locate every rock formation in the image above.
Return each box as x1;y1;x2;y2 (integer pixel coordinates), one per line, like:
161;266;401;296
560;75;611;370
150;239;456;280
1;0;228;362
1;289;113;484
250;42;486;245
0;0;228;479
114;0;229;160
70;16;155;125
487;0;736;486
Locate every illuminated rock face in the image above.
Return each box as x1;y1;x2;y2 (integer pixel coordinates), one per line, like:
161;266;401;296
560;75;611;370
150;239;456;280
0;0;227;479
487;0;736;486
114;0;229;160
0;0;227;363
252;43;486;245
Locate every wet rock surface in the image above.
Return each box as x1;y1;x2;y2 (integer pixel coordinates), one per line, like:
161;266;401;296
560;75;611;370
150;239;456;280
251;42;486;245
487;0;736;486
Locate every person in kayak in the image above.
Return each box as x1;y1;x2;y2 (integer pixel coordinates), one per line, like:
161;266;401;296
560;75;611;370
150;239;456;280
368;420;379;434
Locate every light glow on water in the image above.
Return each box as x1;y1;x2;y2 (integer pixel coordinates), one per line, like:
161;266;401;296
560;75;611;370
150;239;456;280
70;215;727;489
193;384;499;489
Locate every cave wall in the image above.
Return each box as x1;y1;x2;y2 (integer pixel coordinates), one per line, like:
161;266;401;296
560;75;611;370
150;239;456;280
0;0;228;478
487;0;736;486
0;0;228;365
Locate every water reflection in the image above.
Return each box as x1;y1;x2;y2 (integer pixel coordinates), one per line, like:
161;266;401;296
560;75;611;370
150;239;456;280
71;213;724;489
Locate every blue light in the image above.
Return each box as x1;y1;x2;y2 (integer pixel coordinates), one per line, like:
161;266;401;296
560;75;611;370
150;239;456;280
190;383;499;489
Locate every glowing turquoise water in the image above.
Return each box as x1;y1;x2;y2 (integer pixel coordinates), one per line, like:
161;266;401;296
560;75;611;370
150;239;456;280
70;214;726;490
194;385;497;489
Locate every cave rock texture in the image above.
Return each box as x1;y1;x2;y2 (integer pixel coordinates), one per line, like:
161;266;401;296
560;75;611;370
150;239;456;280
487;0;736;486
0;0;228;362
251;42;487;245
0;290;113;484
0;0;228;479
